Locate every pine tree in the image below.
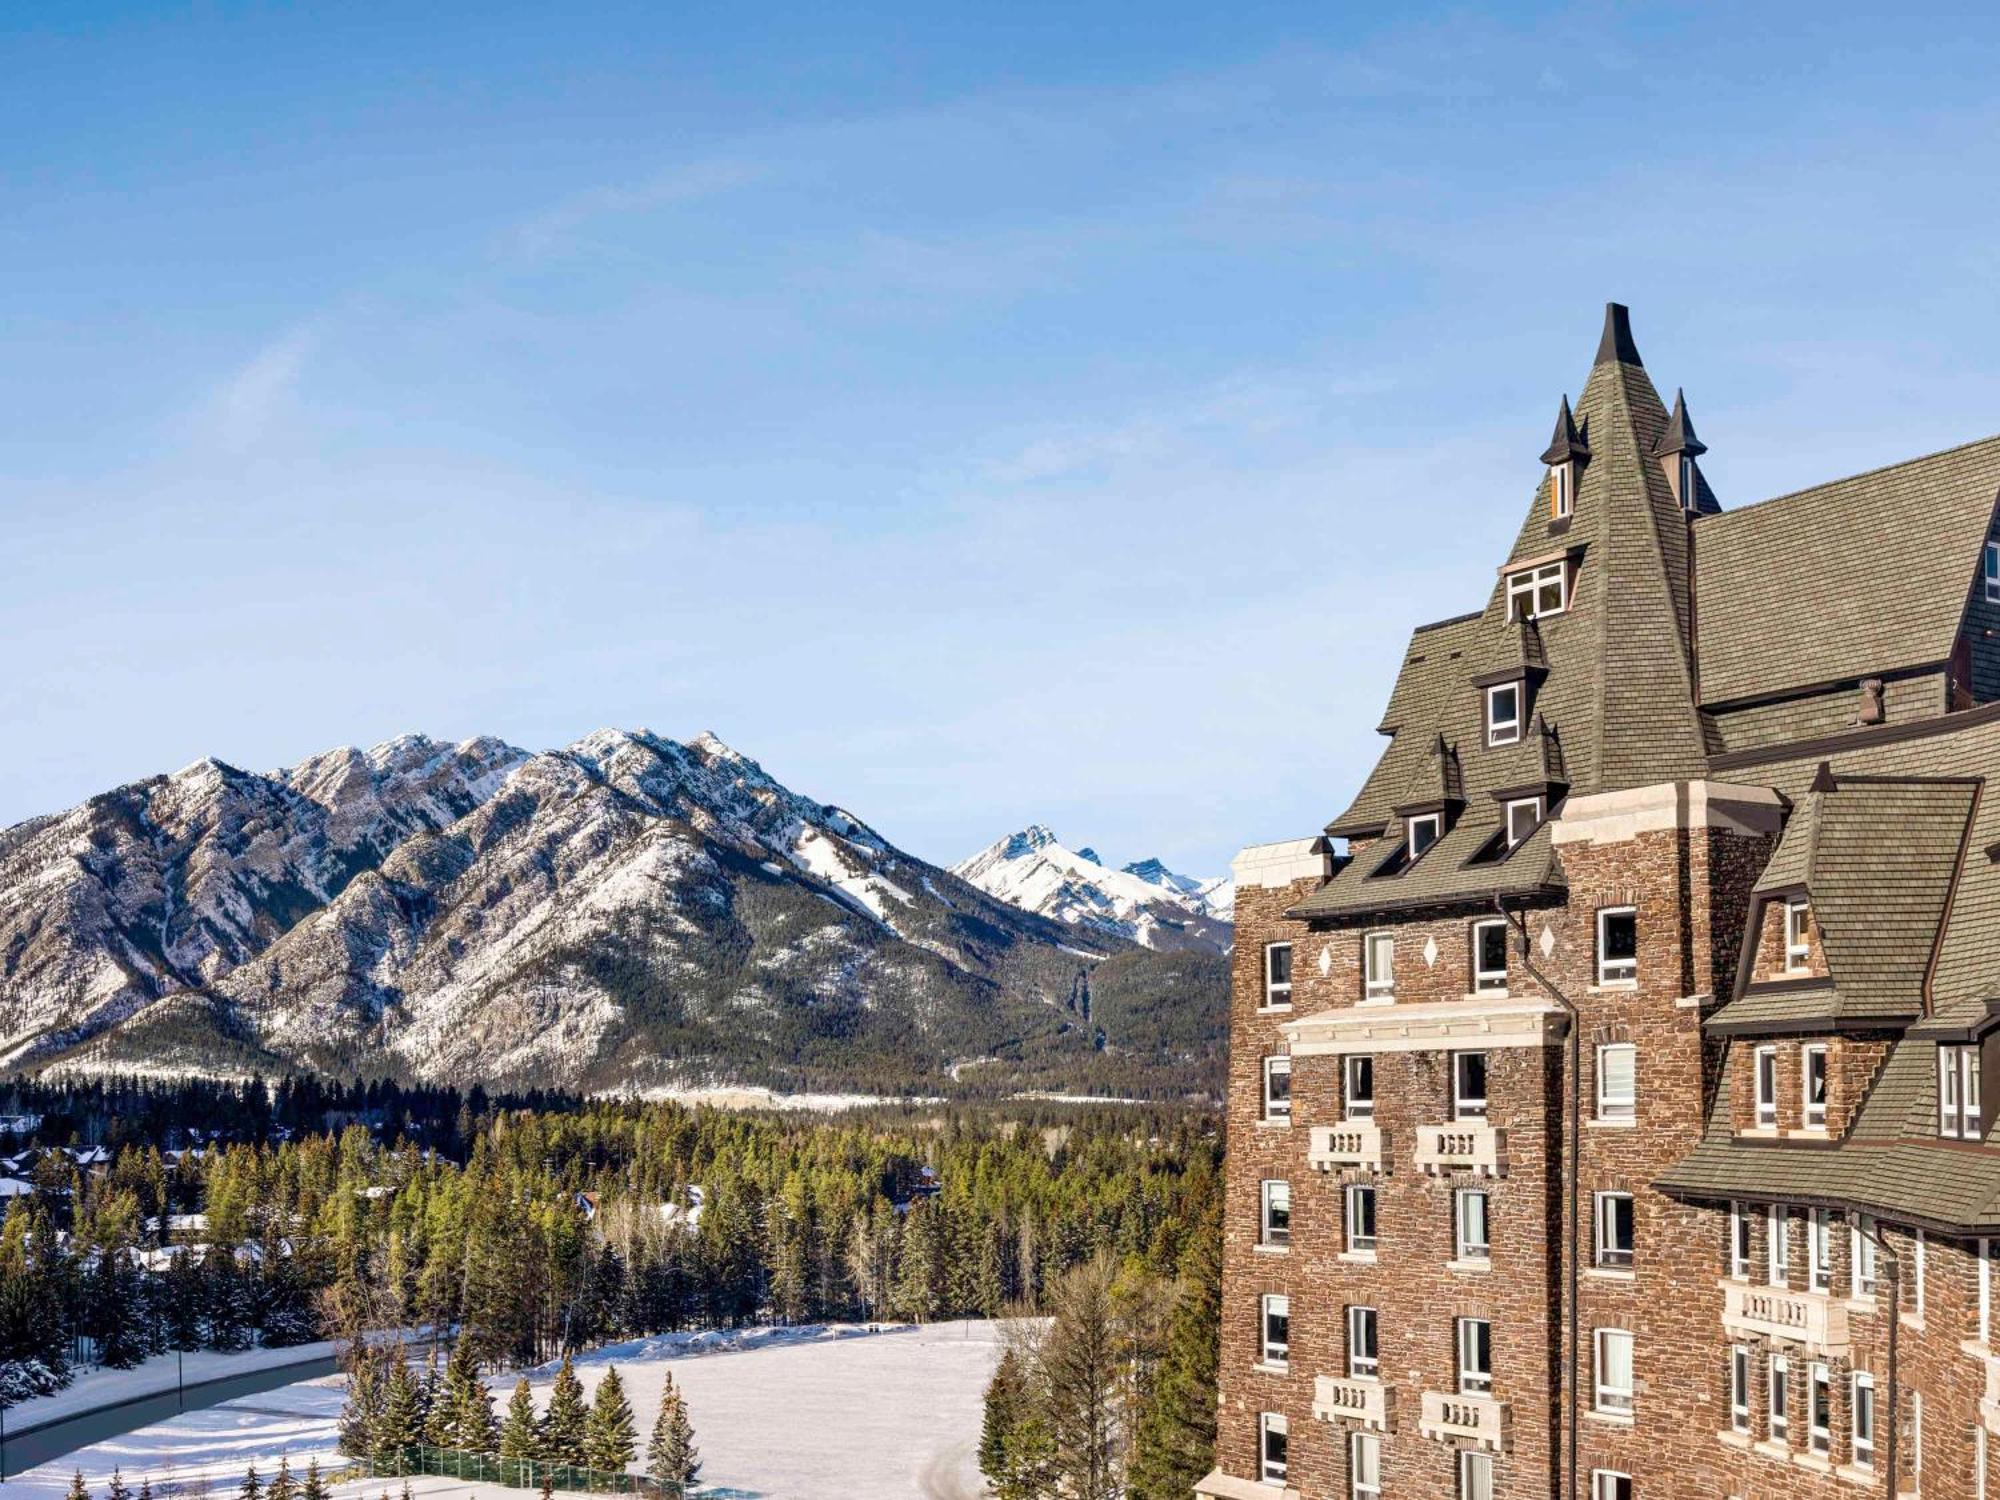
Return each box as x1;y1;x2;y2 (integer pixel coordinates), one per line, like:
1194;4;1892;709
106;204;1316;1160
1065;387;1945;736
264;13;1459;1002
265;1456;295;1500
539;1355;589;1466
1041;1256;1122;1500
238;1463;262;1500
499;1376;540;1462
648;1376;701;1494
420;1346;452;1448
337;1344;379;1458
585;1365;637;1473
66;1471;90;1500
444;1340;498;1453
300;1461;328;1500
137;1481;153;1500
979;1347;1026;1482
1127;1208;1221;1500
373;1353;421;1468
106;1468;132;1500
645;1372;678;1485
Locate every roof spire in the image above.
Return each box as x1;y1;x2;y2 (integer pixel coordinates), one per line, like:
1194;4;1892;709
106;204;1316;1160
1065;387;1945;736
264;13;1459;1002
1593;302;1642;367
1650;387;1708;458
1539;393;1589;465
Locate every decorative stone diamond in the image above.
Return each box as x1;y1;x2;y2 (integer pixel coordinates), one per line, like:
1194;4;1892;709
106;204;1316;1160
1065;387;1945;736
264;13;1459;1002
1422;935;1439;968
1539;922;1557;958
1318;945;1333;978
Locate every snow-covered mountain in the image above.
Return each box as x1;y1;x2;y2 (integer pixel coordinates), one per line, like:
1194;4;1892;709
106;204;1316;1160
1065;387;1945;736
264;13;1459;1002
0;733;1224;1097
952;826;1232;954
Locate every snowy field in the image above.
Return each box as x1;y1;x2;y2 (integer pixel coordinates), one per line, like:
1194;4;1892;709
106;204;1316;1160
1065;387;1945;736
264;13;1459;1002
1;1322;1003;1500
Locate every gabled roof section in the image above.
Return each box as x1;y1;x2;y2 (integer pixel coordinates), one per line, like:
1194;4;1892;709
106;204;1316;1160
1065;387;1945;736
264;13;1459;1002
1693;436;2000;707
1539;395;1589;466
1651;388;1707;458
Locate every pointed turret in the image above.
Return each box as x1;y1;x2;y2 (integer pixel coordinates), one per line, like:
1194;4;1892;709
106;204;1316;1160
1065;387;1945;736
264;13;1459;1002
1539;395;1590;465
1594;301;1643;367
1651;388;1707;458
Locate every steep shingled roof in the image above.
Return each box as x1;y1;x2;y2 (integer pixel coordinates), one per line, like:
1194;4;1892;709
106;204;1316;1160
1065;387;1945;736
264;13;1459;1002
1692;436;2000;707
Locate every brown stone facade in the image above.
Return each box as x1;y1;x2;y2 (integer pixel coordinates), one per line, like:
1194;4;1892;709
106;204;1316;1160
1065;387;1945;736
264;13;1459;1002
1212;786;2000;1500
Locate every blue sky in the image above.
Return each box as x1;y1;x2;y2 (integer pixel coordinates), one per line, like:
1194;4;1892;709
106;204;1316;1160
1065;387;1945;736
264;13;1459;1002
6;4;2000;876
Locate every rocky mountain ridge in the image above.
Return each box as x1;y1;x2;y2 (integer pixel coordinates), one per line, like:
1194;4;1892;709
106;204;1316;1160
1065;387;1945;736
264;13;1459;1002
951;824;1233;954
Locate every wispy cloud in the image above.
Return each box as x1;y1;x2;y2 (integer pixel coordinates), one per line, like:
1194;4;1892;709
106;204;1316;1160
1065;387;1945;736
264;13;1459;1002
502;158;768;263
192;325;318;453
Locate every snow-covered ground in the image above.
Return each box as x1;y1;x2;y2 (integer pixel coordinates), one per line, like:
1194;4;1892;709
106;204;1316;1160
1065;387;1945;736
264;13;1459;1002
6;1342;337;1432
3;1322;1002;1500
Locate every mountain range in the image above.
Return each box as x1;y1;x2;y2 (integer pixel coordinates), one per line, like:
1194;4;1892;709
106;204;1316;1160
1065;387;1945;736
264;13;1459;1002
952;825;1233;954
0;731;1227;1098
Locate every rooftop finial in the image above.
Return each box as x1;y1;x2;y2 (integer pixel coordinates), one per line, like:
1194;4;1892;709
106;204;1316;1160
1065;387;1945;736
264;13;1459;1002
1539;394;1589;465
1594;302;1642;367
1651;387;1707;458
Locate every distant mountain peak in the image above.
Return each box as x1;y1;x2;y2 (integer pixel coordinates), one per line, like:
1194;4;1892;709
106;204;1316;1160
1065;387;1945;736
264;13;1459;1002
954;828;1232;955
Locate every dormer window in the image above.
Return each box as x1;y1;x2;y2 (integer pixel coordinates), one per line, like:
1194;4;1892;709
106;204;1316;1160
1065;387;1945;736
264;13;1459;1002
1784;899;1812;972
1505;797;1544;849
1486;682;1523;746
1678;455;1697;511
1551;461;1574;519
1941;1044;1982;1140
1506;562;1567;622
1986;540;2000;604
1407;812;1442;859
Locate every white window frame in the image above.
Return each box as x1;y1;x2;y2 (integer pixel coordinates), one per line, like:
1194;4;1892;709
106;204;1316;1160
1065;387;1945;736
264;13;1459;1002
1259;1411;1288;1485
1768;1205;1790;1287
1808;1362;1831;1454
1808;1207;1833;1293
1593;1327;1634;1415
1590;1473;1632;1500
1347;1304;1379;1380
1504;795;1543;849
1942;1044;1983;1139
1453;1051;1489;1120
1729;1344;1751;1433
1455;1187;1490;1262
1458;1449;1493;1500
1349;1430;1381;1500
1260;1293;1290;1369
1456;1316;1493;1395
1594;1190;1634;1269
1596;1042;1636;1122
1679;453;1697;511
1801;1043;1828;1131
1851;1371;1875;1469
1261;942;1293;1011
1729;1201;1752;1281
1407;812;1442;860
1596;906;1637;985
1769;1354;1789;1441
1363;932;1395;1000
1914;1228;1927;1317
1754;1044;1779;1129
1785;897;1812;971
1260;1179;1290;1247
1507;560;1568;621
1346;1183;1378;1255
1262;1055;1291;1122
1551;460;1574;520
1344;1054;1375;1120
1471;918;1508;994
1485;681;1522;746
1987;539;2000;605
1851;1213;1878;1300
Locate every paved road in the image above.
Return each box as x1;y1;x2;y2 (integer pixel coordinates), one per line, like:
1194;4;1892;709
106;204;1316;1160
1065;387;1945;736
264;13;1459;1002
0;1354;337;1481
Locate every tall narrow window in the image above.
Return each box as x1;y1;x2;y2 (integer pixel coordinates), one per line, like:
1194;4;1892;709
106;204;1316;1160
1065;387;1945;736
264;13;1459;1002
1729;1201;1752;1280
1344;1055;1375;1120
1363;932;1395;1000
1802;1044;1828;1130
1262;943;1293;1010
1552;462;1574;520
1453;1052;1489;1120
1260;1294;1290;1369
1729;1345;1750;1433
1769;1354;1789;1441
1785;898;1812;970
1504;796;1543;849
1987;539;2000;604
1596;1043;1636;1122
1457;1317;1493;1394
1593;1328;1634;1414
1262;1056;1291;1122
1259;1412;1288;1485
1349;1431;1381;1500
1915;1229;1928;1317
1594;1191;1634;1269
1486;682;1522;746
1471;918;1508;993
1407;812;1442;859
1455;1188;1490;1262
1807;1363;1831;1454
1459;1450;1493;1500
1346;1305;1379;1379
1768;1205;1790;1286
1852;1214;1878;1299
1942;1044;1983;1139
1754;1045;1779;1128
1260;1180;1291;1247
1679;454;1698;511
1345;1184;1377;1255
1596;907;1638;984
1851;1372;1875;1469
1808;1208;1833;1293
1591;1474;1632;1500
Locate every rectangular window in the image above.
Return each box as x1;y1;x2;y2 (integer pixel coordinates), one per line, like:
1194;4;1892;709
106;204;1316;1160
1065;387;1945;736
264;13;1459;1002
1680;454;1697;510
1363;932;1395;999
1262;943;1293;1010
1259;1412;1288;1485
1594;1191;1634;1269
1754;1045;1779;1129
1808;1362;1831;1454
1768;1205;1790;1286
1346;1184;1378;1255
1347;1305;1379;1379
1344;1055;1375;1120
1802;1044;1828;1130
1453;1052;1489;1120
1551;461;1573;520
1455;1188;1490;1262
1785;898;1812;971
1769;1354;1789;1441
1852;1214;1877;1299
1596;906;1637;984
1730;1201;1752;1280
1260;1293;1290;1368
1505;796;1543;849
1507;560;1568;621
1987;539;2000;604
1349;1431;1381;1500
1457;1317;1493;1395
1591;1475;1632;1500
1942;1044;1983;1139
1459;1450;1493;1500
1260;1180;1291;1247
1486;682;1522;746
1851;1372;1875;1469
1261;1056;1291;1122
1407;812;1442;859
1471;918;1508;993
1729;1344;1751;1433
1594;1328;1634;1414
1808;1208;1833;1293
1596;1042;1636;1122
